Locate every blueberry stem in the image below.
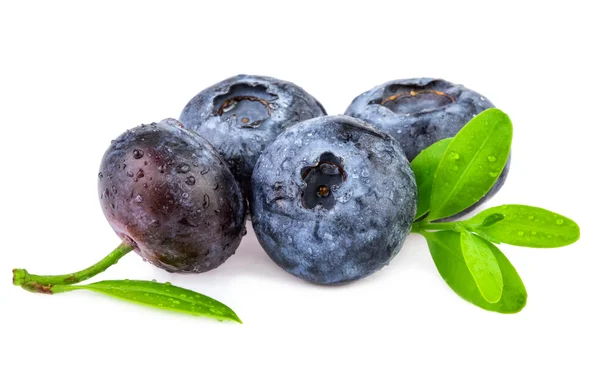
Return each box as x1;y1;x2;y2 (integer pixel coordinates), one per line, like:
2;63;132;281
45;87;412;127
12;242;134;293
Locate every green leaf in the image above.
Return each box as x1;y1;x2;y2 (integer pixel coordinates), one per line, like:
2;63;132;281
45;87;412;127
428;108;512;220
460;229;503;303
56;280;242;323
464;205;580;248
424;230;527;313
410;138;452;220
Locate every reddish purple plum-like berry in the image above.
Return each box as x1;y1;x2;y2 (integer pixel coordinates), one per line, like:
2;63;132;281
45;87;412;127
98;119;246;273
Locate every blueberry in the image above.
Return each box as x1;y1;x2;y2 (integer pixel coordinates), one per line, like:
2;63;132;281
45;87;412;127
98;118;246;273
345;78;509;217
250;115;417;285
179;74;327;201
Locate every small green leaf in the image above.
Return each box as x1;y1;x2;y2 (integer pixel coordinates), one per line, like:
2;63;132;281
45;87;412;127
460;230;503;303
410;138;452;220
59;280;242;323
464;205;580;248
428;109;512;220
478;213;505;228
424;230;527;313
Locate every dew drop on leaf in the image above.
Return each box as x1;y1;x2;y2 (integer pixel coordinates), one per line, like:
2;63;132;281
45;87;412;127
556;219;564;225
487;155;497;162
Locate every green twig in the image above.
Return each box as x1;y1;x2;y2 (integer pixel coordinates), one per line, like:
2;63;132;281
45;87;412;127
12;242;134;293
412;220;461;234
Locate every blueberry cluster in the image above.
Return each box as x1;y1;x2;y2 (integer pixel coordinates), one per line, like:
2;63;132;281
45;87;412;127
99;75;507;284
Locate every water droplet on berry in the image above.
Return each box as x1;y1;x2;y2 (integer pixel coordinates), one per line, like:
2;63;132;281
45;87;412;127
177;164;190;173
135;195;143;203
133;149;144;159
185;176;195;185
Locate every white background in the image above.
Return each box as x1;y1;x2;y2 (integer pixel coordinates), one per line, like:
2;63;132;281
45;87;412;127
1;1;597;374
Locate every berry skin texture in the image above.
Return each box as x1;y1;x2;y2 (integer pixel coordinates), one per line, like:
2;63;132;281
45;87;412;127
250;115;417;285
98;119;246;273
179;74;327;200
345;78;509;217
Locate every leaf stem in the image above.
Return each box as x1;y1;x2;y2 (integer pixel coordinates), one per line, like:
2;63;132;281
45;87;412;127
412;220;462;234
12;242;134;293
